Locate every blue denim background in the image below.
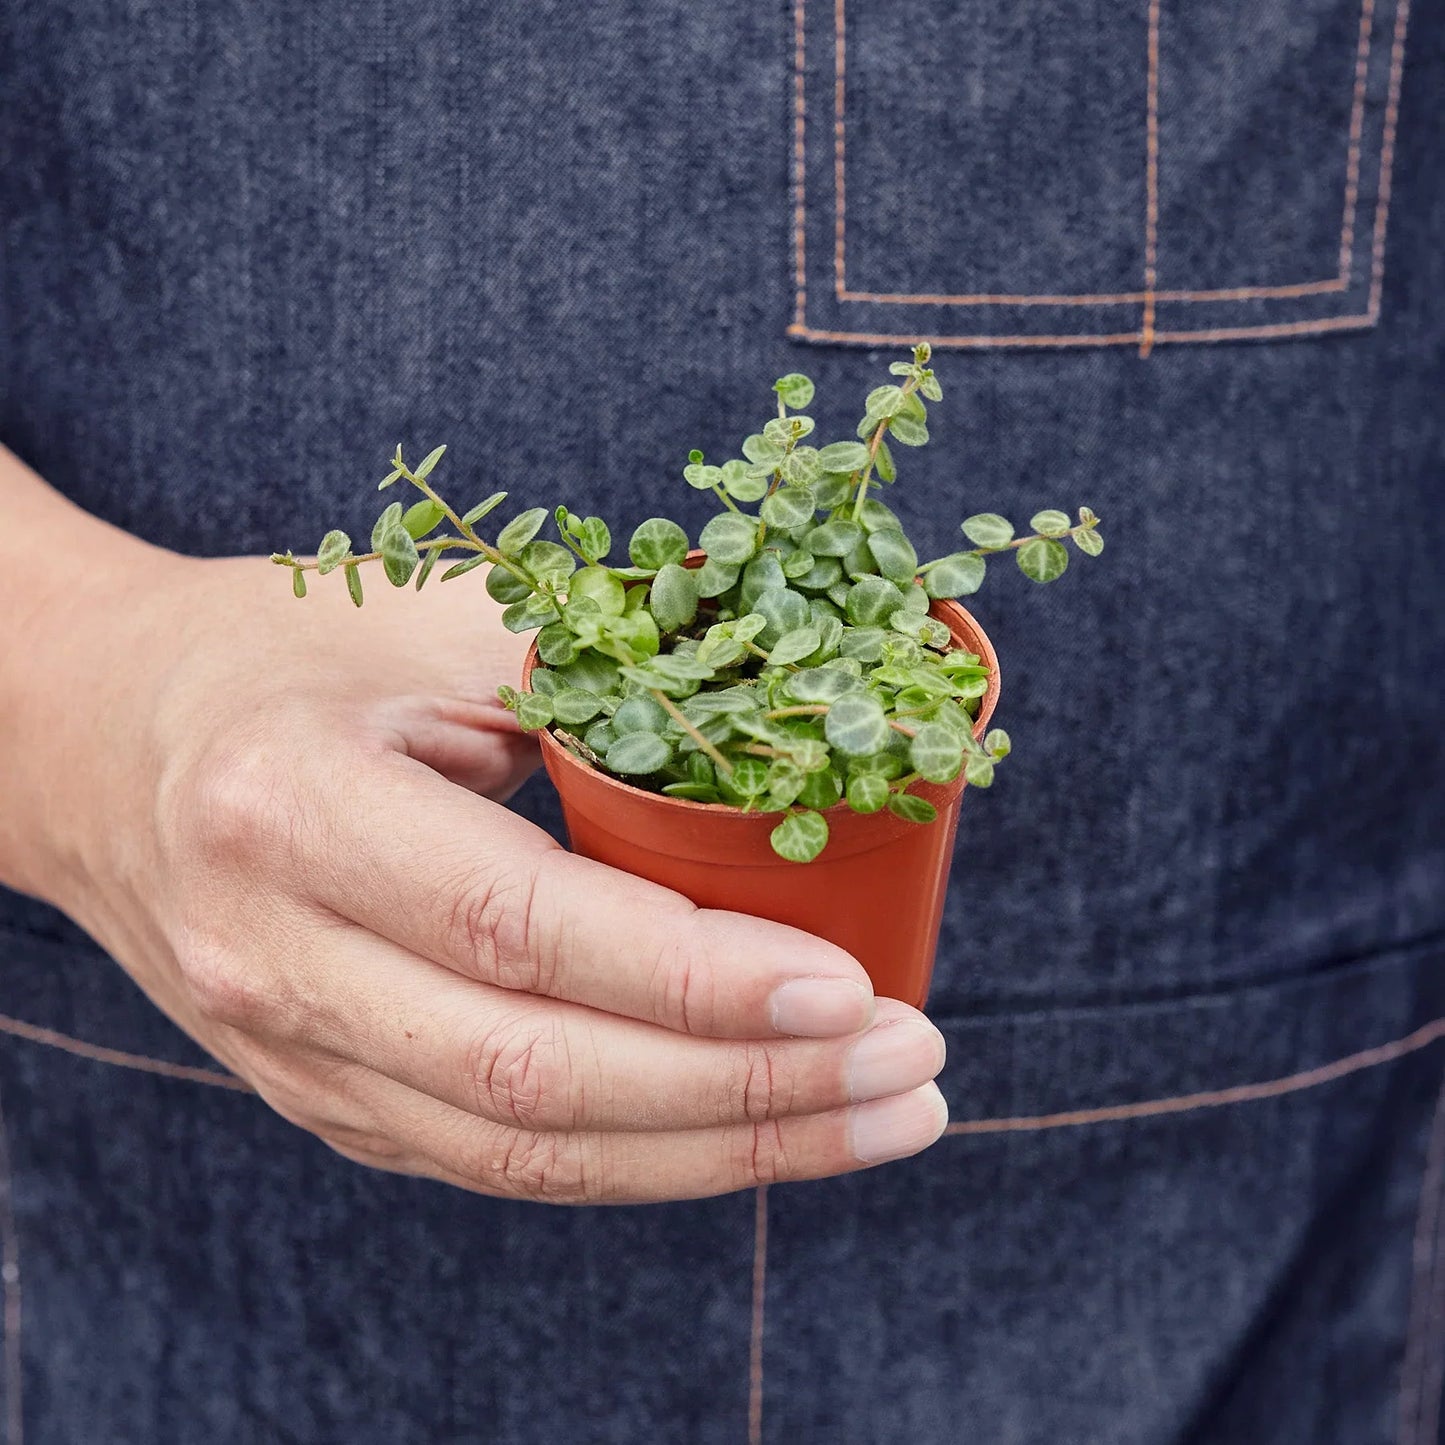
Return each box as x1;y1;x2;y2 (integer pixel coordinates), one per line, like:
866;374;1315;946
1;0;1443;1440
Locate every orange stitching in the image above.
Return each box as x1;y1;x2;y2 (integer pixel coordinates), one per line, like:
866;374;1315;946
1141;0;1162;356
0;1012;251;1092
833;279;1348;307
832;0;847;301
792;0;808;328
944;1015;1445;1136
803;0;1393;330
0;1086;22;1445
1398;1069;1445;1445
1340;0;1378;279
787;310;1376;349
747;1185;769;1445
1368;0;1410;320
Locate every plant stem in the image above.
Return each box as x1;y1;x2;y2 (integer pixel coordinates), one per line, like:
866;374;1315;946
851;373;921;521
650;689;734;775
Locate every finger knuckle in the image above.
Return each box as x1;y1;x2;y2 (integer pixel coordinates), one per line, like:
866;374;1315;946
735;1046;790;1126
446;863;552;993
652;940;719;1036
483;1128;592;1204
736;1119;793;1188
174;930;272;1032
465;1015;571;1131
184;739;296;864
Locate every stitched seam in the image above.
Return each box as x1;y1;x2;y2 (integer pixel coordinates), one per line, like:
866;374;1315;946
0;1084;21;1445
792;0;807;328
0;1012;250;1092
1397;1066;1445;1445
1339;0;1378;279
944;1015;1445;1136
747;1185;769;1445
803;0;1389;328
787;312;1376;348
1368;0;1410;319
1141;0;1161;356
831;279;1349;307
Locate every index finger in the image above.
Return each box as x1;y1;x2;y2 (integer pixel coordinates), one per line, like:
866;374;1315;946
306;749;878;1039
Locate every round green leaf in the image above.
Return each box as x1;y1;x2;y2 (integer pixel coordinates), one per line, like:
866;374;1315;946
381;526;420;586
769;625;822;667
740;552;787;609
578;517;611;562
683;462;724;490
517;540;576;587
888;414;928;447
569;565;626;616
536;622;581;666
612;696;670;736
515;693;554;732
984;728;1011;759
808;519;864;556
909;723;964;783
606;732;672;775
773;373;815;408
960;513;1014;549
1074;527;1105;556
1029;510;1072;537
753;586;810;648
649;562;700;633
864;384;906;419
720;458;769;503
765;758;808;808
629;518;689;570
770;810;830;863
694;557;740;598
923;553;987;599
845;576;904;627
699;512;761;566
817;440;871;474
402;498;446;539
1017;537;1070;583
316;530;350;574
845;773;889;814
760;486;816;531
371;500;404;551
496;507;549;556
866;527;919;583
887;792;938;824
857;499;902;534
799;767;843;810
824;692;889;756
551;688;604;726
782;448;822;487
964;755;996;788
718;756;770;800
785;666;859;704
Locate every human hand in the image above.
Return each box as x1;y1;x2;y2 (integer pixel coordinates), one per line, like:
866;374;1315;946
8;534;948;1203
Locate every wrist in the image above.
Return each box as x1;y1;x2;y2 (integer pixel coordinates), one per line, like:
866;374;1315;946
0;456;187;909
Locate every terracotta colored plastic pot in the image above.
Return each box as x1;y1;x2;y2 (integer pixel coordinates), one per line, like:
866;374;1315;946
522;592;999;1010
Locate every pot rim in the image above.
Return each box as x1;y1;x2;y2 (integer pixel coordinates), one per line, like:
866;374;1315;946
520;585;1001;823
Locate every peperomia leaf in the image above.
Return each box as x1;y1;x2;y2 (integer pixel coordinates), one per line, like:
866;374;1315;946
824;692;890;756
1017;537;1069;583
770;810;829;863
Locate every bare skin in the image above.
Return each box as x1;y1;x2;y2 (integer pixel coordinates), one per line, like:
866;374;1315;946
0;446;948;1203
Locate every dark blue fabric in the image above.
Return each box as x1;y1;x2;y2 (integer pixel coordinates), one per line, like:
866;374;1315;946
1;0;1444;1440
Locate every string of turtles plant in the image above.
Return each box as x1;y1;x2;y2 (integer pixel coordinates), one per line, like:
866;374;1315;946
275;345;1103;862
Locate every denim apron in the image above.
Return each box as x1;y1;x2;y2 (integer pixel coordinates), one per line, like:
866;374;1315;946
2;1;1443;1441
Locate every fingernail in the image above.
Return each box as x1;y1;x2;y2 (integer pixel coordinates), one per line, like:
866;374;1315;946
847;1019;946;1103
849;1083;950;1164
769;977;874;1037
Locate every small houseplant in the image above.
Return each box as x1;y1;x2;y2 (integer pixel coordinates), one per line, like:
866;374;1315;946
275;346;1103;1006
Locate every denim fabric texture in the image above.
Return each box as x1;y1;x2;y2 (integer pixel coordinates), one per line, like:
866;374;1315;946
1;0;1444;1441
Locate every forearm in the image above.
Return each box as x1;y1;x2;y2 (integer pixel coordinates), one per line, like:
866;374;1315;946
0;446;170;902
